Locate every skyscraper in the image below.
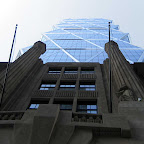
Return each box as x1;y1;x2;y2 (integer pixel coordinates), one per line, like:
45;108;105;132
18;18;144;63
0;19;144;144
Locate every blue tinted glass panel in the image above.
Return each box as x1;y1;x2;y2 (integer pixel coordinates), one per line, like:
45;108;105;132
46;29;67;33
121;36;130;42
46;34;79;40
53;40;98;49
22;46;32;53
66;29;92;34
58;25;80;28
19;18;144;64
40;50;75;63
76;33;108;39
89;40;108;48
44;40;58;49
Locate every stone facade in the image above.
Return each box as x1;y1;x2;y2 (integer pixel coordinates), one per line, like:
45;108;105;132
0;41;144;144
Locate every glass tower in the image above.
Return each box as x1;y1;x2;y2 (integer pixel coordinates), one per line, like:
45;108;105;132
18;18;144;63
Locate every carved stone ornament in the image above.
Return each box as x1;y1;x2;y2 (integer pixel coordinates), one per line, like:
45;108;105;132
95;116;102;123
116;85;135;102
74;116;79;122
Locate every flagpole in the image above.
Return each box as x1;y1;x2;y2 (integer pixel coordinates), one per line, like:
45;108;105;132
0;24;18;108
109;22;112;113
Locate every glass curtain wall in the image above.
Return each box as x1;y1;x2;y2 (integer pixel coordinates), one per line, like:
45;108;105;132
20;18;144;63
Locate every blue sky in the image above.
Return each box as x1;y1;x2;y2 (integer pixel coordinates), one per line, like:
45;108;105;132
0;0;144;61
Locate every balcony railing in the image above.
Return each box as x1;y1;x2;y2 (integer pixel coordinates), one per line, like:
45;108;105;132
33;90;54;97
0;111;24;120
72;113;102;123
80;74;96;79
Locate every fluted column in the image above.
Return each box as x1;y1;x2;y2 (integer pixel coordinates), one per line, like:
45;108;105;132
0;41;46;106
105;41;144;100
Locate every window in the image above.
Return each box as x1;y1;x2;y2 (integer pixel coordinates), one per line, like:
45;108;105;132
77;105;97;114
64;68;78;74
60;104;72;110
29;104;39;109
29;100;49;109
64;71;77;74
48;67;61;74
81;67;94;74
49;71;61;74
54;99;73;110
40;82;56;90
80;85;95;91
59;81;76;90
77;100;97;114
79;81;95;91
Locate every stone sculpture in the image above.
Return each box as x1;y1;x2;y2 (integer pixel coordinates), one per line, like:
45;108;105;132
116;85;135;102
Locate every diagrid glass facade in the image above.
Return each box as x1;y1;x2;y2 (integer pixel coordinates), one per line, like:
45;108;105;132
18;18;144;63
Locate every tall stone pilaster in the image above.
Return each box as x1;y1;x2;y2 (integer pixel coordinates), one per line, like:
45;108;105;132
104;41;144;101
0;41;46;108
